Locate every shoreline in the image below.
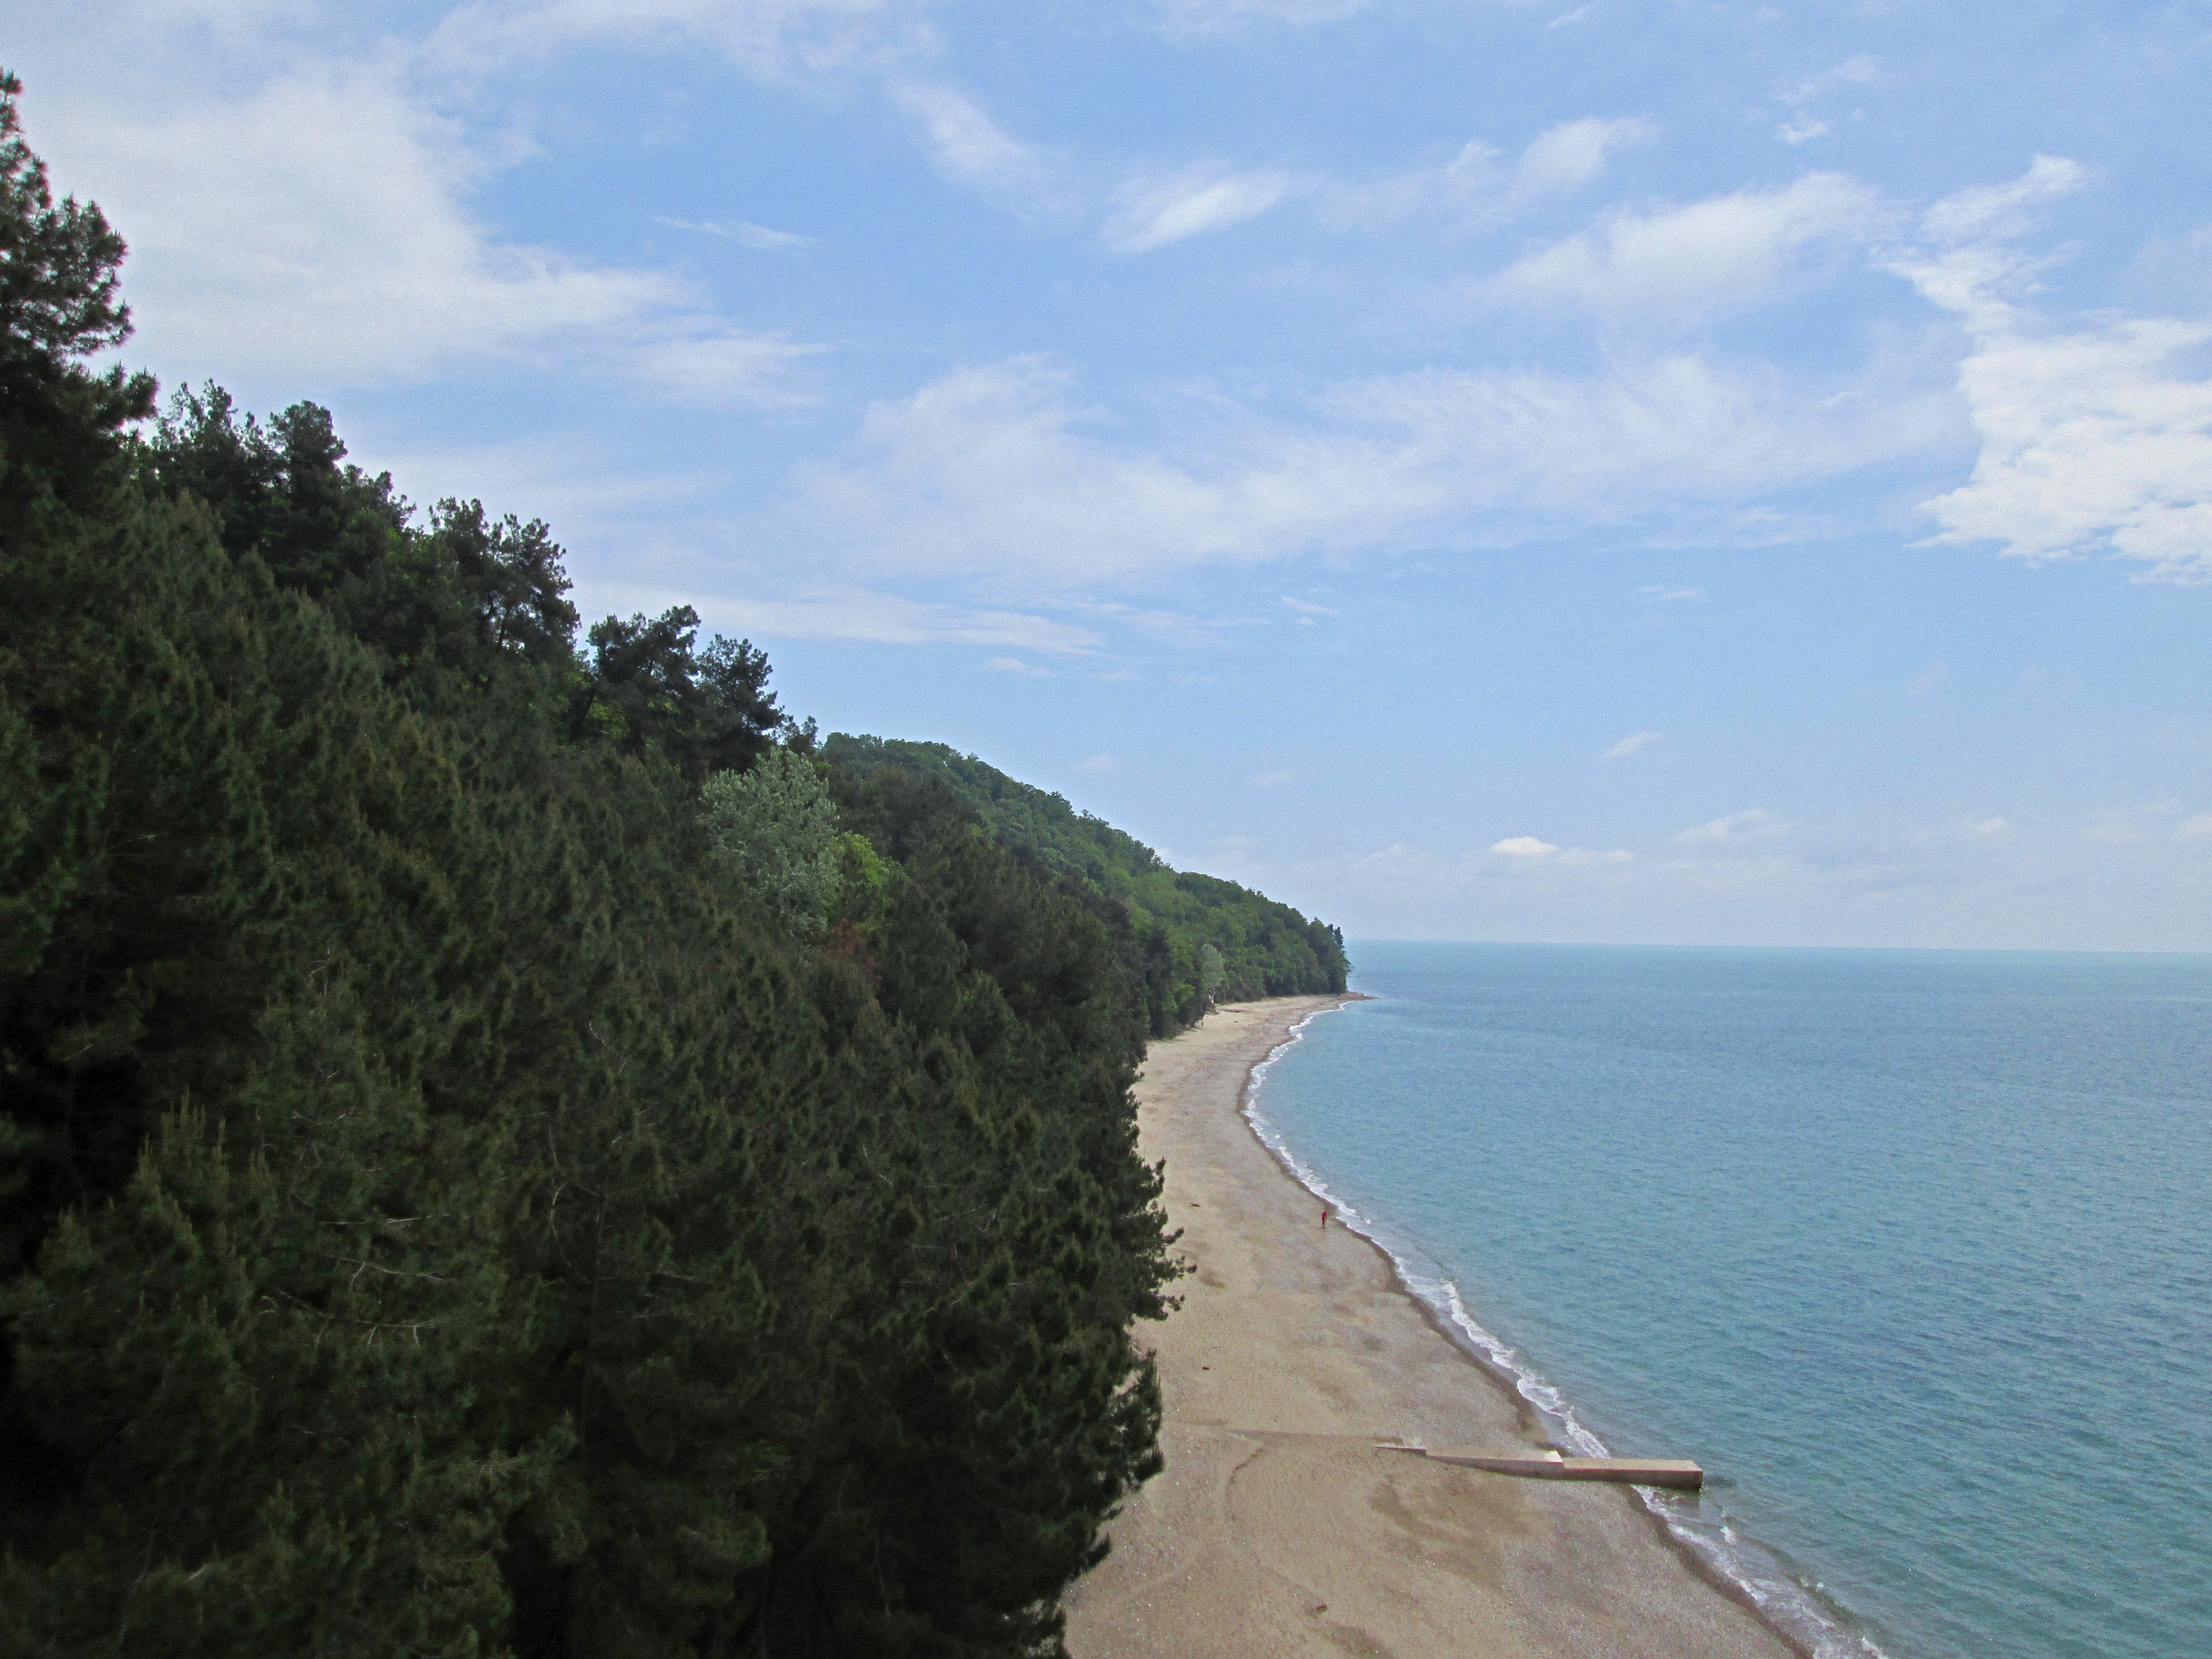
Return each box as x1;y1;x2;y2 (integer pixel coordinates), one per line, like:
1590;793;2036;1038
1235;1000;1819;1657
1063;994;1800;1659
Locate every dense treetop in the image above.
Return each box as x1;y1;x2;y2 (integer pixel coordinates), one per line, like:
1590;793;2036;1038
825;735;1348;1035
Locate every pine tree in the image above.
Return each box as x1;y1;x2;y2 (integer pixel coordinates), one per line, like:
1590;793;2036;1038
3;69;1188;1657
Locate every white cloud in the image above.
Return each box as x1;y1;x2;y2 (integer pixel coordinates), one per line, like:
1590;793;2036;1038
787;349;1953;585
1915;812;2019;845
1253;768;1297;785
632;329;827;408
1281;596;1338;615
1319;117;1656;231
709;585;1102;650
1107;116;1657;247
1921;154;2087;248
1079;751;1120;770
1672;807;1799;848
1491;835;1561;857
36;48;837;403
1906;661;1948;697
1774;54;1878;146
1479;172;1892;327
1601;730;1662;760
893;82;1059;208
1105;162;1299;252
45;62;723;390
659;217;815;252
1895;158;2212;582
1513;116;1659;200
1202;808;2212;953
1480;836;1634;867
2073;804;2186;848
1152;0;1377;38
986;656;1055;676
2176;814;2212;842
428;0;919;84
1317;141;1497;229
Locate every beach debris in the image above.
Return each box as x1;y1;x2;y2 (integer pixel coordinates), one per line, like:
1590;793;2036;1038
1376;1442;1703;1491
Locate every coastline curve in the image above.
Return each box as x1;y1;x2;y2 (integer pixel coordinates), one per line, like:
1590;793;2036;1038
1238;996;1887;1659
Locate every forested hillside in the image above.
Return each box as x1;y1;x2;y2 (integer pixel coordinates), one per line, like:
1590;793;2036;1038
0;76;1345;1659
824;736;1348;1035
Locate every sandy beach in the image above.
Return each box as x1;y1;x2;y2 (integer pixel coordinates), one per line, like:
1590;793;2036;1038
1063;995;1796;1659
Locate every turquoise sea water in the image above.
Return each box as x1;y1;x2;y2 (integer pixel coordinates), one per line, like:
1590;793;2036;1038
1246;943;2212;1659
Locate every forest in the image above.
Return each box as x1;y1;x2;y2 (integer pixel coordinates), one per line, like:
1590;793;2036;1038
823;737;1347;1036
0;76;1345;1658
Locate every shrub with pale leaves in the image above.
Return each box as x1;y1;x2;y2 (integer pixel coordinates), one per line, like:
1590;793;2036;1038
701;748;841;939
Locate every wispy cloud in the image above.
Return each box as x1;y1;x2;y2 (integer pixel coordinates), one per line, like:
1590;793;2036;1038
1079;751;1120;770
1891;157;2212;583
1601;730;1663;760
658;216;814;251
1207;811;2212;950
429;0;922;86
709;585;1101;651
893;81;1060;209
1485;835;1634;866
1105;162;1299;252
786;349;1953;586
44;50;829;399
1151;0;1377;39
1477;172;1893;328
1511;115;1659;201
1253;767;1297;785
1319;116;1658;231
1673;807;1799;848
1920;153;2086;248
633;329;827;409
1773;54;1878;146
1106;115;1657;252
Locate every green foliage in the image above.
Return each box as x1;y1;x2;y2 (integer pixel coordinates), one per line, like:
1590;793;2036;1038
822;735;1350;1035
570;608;784;781
0;73;1337;1659
703;748;842;939
0;70;154;468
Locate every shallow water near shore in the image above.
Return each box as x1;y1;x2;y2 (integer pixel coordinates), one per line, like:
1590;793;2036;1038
1246;943;2212;1659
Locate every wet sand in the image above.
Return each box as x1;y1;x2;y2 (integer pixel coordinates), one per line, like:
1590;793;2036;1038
1063;996;1795;1659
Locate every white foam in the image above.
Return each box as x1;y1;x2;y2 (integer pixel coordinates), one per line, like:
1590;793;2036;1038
1238;1001;1893;1659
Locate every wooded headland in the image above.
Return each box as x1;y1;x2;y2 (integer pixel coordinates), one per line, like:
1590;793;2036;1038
0;73;1345;1658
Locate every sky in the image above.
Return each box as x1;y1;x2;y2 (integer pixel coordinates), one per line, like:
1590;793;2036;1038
13;0;2212;949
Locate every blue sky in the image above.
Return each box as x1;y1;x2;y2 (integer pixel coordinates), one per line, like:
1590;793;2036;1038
17;1;2212;948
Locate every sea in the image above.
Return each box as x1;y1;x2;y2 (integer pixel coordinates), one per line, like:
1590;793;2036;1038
1244;942;2212;1659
